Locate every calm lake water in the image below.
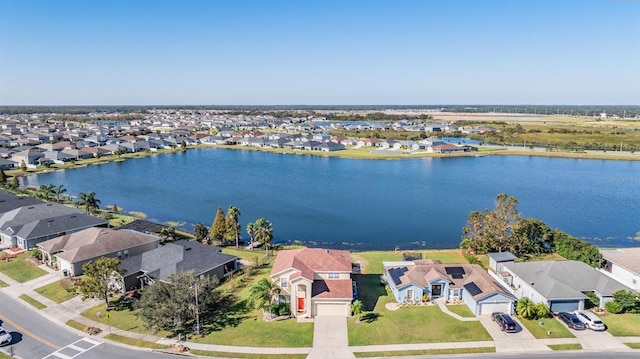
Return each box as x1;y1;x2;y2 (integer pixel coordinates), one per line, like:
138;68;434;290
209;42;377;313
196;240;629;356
23;148;640;250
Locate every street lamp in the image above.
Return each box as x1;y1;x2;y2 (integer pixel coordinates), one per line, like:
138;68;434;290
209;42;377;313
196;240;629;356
194;279;200;335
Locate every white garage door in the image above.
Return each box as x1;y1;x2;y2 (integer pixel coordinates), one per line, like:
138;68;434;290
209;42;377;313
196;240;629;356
479;301;512;315
315;303;348;316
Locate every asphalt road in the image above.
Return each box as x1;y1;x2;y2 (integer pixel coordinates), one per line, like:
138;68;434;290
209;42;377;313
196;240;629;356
0;292;178;359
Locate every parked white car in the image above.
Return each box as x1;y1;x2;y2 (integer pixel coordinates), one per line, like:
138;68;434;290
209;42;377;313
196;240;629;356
0;327;11;346
575;310;606;331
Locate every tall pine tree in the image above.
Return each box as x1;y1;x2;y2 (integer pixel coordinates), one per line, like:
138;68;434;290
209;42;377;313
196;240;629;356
210;207;226;244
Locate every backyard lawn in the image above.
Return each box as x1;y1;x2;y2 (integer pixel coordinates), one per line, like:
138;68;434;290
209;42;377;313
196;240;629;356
600;313;640;336
348;296;491;345
0;253;47;283
518;317;574;339
34;279;77;303
354;249;468;275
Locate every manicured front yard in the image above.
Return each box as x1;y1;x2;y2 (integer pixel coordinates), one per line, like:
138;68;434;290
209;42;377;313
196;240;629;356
600;313;640;336
446;304;476;318
19;293;47;309
348;296;491;345
0;253;47;283
34;279;77;303
354;347;496;357
518;317;574;339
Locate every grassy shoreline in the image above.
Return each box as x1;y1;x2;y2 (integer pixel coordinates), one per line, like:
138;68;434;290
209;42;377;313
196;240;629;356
7;140;639;181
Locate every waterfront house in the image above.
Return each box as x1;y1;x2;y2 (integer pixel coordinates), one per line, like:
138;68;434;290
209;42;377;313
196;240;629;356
0;202;108;249
384;259;516;315
38;227;160;277
498;260;634;312
271;248;353;318
118;239;238;291
601;248;640;292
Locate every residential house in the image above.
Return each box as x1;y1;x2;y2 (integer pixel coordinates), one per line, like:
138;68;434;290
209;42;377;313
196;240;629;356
271;248;353;317
384;260;516;315
499;260;634;312
0;202;108;249
0;190;42;213
487;252;518;273
601;248;640;292
118;239;238;291
38;227;160;277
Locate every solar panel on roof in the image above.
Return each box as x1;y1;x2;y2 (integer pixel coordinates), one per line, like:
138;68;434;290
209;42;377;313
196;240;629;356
388;267;408;286
463;282;483;296
452;273;464;279
445;266;466;275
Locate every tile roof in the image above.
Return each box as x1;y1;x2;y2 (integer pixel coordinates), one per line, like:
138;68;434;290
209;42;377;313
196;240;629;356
311;279;353;299
271;248;351;279
601;248;640;276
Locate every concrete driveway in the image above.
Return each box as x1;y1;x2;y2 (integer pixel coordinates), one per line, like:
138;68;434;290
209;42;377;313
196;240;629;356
306;316;354;359
477;315;551;353
555;317;628;351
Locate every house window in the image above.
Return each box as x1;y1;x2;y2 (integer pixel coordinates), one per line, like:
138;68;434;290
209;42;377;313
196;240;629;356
328;273;340;279
280;277;288;288
117;251;122;259
633;278;637;285
123;249;129;259
407;289;414;301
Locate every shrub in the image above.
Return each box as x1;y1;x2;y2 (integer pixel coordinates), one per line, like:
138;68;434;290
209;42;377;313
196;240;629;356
605;300;623;314
31;249;42;260
534;303;551;318
463;252;485;268
612;289;639;313
584;291;600;309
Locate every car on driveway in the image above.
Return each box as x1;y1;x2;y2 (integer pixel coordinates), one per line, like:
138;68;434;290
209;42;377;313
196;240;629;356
491;312;517;332
0;327;11;346
575;310;606;331
558;312;586;330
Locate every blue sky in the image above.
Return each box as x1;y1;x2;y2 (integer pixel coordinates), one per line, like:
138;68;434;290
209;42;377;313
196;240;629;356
0;0;638;105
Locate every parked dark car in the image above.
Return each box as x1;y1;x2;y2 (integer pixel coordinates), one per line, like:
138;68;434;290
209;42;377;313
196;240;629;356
491;312;517;333
558;312;586;330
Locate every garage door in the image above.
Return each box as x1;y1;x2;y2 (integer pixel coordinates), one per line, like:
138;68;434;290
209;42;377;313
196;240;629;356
550;300;580;313
479;301;512;315
315;303;348;316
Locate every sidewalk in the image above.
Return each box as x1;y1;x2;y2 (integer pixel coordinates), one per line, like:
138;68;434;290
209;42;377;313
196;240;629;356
1;267;638;357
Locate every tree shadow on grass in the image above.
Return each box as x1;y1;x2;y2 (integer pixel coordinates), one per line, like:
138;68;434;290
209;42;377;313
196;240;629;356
359;312;381;323
199;293;250;334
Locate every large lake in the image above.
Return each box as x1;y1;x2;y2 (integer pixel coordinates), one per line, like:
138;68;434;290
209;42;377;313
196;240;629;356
23;148;640;250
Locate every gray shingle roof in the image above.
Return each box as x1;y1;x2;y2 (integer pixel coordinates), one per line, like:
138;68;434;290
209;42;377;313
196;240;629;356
503;260;634;299
488;251;518;262
120;240;237;282
0;191;43;213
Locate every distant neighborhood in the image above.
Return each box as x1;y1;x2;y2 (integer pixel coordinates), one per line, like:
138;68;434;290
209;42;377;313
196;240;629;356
0;110;497;169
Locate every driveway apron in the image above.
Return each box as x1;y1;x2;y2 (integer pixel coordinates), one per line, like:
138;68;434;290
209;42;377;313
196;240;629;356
307;316;355;359
477;315;551;353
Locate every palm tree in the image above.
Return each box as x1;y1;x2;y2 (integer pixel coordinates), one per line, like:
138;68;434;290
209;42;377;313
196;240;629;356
516;297;537;319
227;206;241;248
246;222;256;248
159;227;176;244
249;278;281;319
53;184;67;203
78;192;101;214
253;218;273;257
36;184;55;201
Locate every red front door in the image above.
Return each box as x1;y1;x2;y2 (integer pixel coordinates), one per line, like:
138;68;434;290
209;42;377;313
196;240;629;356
297;297;305;311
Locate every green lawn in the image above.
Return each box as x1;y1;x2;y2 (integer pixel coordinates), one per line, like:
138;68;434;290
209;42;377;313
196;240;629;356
104;334;170;349
66;319;87;332
354;249;468;275
0;279;8;288
348;296;491;345
518;317;574;339
81;299;170;337
0;253;48;283
34;279;77;303
189;350;307;359
19;293;47;309
548;344;582;351
446;304;475;318
625;343;640;349
354;347;495;357
600;313;640;336
222;247;267;262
